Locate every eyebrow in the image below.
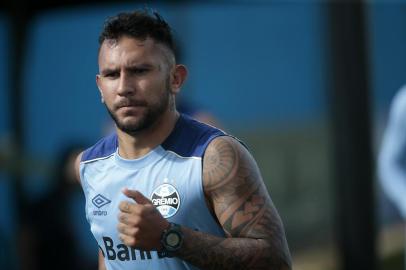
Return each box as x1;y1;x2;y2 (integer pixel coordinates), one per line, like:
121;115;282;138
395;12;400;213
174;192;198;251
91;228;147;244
128;63;155;70
100;68;118;76
100;63;156;76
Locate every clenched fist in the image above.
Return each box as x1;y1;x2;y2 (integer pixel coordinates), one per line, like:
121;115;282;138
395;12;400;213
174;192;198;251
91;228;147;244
117;188;169;251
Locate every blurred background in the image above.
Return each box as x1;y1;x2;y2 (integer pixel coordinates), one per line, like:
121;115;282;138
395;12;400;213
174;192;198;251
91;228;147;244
0;0;405;269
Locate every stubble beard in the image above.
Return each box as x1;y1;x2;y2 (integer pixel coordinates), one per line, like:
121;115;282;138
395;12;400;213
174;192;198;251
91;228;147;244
105;83;172;135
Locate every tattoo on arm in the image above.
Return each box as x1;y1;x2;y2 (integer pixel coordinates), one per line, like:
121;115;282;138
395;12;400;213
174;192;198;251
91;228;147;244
175;136;291;270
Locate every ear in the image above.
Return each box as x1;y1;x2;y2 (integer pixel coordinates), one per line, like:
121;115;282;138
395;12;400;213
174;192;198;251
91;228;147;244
170;64;188;94
96;74;105;103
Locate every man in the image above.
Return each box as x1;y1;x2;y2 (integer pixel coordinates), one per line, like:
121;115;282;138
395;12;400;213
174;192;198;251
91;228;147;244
75;10;291;270
379;85;406;270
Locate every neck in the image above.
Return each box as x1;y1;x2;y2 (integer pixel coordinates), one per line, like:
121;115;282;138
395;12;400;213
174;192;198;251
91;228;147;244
116;110;179;159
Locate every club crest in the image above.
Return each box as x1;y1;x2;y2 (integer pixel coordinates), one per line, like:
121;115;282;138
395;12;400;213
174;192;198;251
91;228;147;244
151;183;180;218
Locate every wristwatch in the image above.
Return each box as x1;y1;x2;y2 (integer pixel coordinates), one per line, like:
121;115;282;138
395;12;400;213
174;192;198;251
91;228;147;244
160;222;183;256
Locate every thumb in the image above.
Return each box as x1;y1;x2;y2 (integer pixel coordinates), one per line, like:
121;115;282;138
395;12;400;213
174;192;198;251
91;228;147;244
122;188;152;205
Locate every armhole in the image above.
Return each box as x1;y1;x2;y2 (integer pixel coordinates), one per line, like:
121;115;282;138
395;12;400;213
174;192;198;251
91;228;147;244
76;151;92;224
75;152;83;185
200;134;228;225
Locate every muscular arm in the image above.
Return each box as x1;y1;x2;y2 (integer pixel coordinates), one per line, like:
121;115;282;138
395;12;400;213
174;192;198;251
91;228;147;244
174;136;291;269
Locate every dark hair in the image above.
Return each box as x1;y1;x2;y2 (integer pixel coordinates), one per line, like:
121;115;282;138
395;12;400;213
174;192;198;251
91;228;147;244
98;10;175;55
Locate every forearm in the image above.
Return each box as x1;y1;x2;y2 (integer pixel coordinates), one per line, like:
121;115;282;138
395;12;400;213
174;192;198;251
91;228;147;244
174;226;291;270
98;250;107;270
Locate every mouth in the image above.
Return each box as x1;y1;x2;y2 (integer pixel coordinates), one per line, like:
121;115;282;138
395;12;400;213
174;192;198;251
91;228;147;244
117;105;145;114
119;105;140;109
115;100;147;110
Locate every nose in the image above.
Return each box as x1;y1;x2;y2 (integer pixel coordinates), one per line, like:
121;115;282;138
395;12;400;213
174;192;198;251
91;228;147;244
117;72;135;96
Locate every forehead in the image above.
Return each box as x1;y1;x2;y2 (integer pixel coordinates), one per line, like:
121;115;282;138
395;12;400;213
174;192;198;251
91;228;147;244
98;36;167;68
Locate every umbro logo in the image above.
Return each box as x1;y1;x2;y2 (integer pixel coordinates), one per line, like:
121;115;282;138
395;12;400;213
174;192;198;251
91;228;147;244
92;194;111;216
92;194;111;208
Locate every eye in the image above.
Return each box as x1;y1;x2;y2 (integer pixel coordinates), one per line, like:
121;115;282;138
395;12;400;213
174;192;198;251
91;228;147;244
130;68;149;75
105;72;119;78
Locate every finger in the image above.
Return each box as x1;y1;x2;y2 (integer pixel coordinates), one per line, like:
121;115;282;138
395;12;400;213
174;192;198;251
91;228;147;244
118;212;129;224
117;223;139;237
119;200;135;213
123;188;152;205
119;233;137;248
118;212;140;225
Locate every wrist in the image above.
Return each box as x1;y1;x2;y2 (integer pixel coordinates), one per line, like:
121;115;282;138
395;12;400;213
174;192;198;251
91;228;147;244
160;222;184;256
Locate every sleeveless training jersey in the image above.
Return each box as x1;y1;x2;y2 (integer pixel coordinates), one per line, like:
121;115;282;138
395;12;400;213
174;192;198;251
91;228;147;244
80;114;226;270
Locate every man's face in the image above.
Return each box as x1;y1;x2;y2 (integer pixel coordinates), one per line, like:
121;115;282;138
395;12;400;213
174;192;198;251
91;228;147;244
96;36;173;134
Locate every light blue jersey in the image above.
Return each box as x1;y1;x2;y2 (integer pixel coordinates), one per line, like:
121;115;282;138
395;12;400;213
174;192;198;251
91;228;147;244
80;114;226;270
379;85;406;217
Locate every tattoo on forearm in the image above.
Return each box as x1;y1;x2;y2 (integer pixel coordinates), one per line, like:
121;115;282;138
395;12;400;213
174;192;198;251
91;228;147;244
175;137;291;269
178;227;288;270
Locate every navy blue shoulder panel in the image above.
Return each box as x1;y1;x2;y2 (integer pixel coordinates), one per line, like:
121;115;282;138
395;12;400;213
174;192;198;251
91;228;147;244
81;133;118;162
82;114;225;161
161;114;226;158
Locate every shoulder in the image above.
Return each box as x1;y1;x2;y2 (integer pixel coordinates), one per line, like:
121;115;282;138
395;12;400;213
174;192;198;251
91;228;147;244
81;133;118;163
161;114;226;158
203;135;250;166
202;136;255;192
75;133;117;183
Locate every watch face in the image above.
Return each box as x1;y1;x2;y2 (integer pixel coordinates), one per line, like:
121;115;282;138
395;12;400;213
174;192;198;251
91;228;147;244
166;232;180;247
